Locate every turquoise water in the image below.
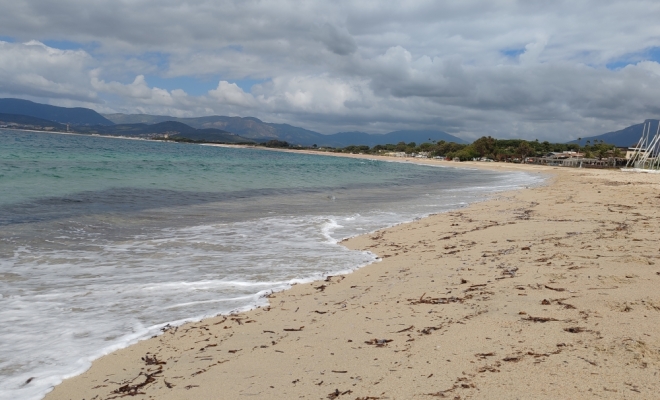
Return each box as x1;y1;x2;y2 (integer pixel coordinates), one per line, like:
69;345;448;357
0;130;544;400
1;132;420;209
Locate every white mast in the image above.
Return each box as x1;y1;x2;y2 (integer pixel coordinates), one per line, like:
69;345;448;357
624;120;660;171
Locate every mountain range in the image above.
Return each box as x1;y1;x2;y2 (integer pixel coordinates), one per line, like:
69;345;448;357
0;113;67;130
0;98;113;126
102;113;467;146
0;98;466;146
567;119;660;147
75;121;250;143
0;109;250;143
1;98;656;147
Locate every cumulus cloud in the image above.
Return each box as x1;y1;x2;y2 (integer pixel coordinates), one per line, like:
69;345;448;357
91;73;155;100
0;41;97;101
2;1;660;140
208;81;256;108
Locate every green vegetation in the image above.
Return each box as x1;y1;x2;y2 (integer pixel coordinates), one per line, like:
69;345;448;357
313;136;621;162
263;139;291;148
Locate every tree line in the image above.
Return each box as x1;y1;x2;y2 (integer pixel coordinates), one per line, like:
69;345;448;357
321;137;622;161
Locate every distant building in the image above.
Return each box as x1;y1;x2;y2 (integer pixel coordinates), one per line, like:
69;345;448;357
529;155;621;168
544;151;584;159
625;146;649;160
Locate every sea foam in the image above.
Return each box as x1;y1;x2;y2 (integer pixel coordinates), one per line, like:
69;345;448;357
0;130;546;400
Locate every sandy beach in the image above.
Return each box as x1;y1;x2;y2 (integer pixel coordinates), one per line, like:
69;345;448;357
44;160;660;399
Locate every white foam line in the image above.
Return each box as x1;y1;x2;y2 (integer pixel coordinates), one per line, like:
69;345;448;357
7;159;548;400
165;294;260;309
33;256;386;398
141;280;290;291
320;218;342;244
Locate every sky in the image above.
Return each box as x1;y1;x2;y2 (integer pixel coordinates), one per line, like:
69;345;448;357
2;1;660;141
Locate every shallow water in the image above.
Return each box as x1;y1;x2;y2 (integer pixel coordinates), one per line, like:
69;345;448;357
0;130;545;399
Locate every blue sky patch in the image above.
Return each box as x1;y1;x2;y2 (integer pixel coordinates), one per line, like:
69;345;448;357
146;75;219;96
227;44;243;52
501;48;526;58
135;52;170;71
145;75;268;95
232;78;268;92
606;46;660;70
605;60;632;70
42;40;91;51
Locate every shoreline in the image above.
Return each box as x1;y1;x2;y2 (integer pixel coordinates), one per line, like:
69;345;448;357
31;155;542;397
0;127;566;172
44;158;660;398
2;126;619;175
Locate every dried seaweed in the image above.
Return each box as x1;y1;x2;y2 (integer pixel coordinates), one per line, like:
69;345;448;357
111;370;161;397
141;354;166;365
522;316;559;322
410;293;465;305
327;389;353;399
364;338;393;347
544;285;566;292
283;326;304;331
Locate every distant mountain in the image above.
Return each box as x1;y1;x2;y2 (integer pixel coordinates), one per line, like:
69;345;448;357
0;98;114;126
330;130;467;147
568;119;660;147
171;128;254;144
0;113;66;130
103;113;466;147
102;113;169;125
103;114;321;142
1;99;465;146
76;121;253;143
78;121;196;136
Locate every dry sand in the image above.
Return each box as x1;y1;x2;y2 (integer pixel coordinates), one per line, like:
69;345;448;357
45;160;660;399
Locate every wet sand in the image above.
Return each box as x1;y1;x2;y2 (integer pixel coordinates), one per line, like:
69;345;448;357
45;161;660;399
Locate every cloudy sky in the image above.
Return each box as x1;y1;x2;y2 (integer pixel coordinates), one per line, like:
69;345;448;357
2;0;660;141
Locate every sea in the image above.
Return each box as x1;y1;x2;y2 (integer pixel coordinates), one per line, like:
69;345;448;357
0;129;545;400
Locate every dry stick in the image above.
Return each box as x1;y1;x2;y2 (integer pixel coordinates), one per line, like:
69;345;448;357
578;356;598;366
395;325;414;333
283;326;304;331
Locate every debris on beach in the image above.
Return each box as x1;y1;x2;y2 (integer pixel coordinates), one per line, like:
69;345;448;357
283;326;304;331
364;338;393;347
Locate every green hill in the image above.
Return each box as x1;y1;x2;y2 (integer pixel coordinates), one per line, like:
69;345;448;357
567;120;660;147
0;98;114;126
76;121;254;143
0;113;67;130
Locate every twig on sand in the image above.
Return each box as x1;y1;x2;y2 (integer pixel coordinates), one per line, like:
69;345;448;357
284;326;304;331
521;316;559;322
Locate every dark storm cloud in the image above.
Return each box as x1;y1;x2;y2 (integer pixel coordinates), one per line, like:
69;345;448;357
313;23;357;56
2;1;660;140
